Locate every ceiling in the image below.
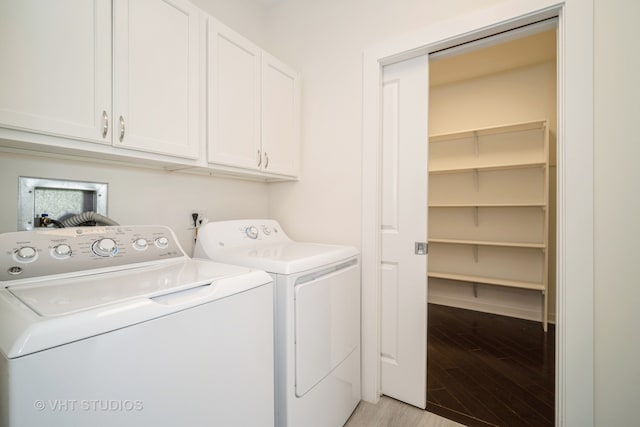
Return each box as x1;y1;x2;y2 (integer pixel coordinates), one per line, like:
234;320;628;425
429;29;556;87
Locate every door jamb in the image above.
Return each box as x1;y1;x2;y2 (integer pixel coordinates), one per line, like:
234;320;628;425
360;2;595;426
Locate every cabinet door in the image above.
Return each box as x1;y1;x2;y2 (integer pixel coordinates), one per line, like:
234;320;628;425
261;53;301;177
207;20;261;171
0;0;111;143
114;0;200;159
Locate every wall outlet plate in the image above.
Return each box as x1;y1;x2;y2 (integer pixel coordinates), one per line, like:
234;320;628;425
189;210;207;229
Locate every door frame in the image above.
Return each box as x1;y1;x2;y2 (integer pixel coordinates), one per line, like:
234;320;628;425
361;1;595;426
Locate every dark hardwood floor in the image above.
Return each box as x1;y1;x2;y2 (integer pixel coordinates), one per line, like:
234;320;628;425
427;303;555;427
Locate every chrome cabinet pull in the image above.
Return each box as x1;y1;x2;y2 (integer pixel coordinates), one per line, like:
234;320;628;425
119;116;125;142
102;111;109;138
264;152;269;169
257;149;262;167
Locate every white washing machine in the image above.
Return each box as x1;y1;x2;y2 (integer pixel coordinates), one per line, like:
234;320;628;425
0;225;274;427
194;219;361;427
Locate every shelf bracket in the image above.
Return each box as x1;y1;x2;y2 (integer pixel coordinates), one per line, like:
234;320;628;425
474;206;479;226
473;169;479;191
473;244;479;263
473;282;478;298
473;131;479;157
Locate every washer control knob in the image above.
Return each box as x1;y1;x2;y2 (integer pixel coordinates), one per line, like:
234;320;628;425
7;266;23;276
52;244;72;259
15;246;37;262
133;238;149;251
262;226;271;236
154;237;169;249
245;226;259;239
92;238;118;257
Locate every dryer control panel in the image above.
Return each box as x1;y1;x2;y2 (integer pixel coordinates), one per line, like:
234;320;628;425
241;223;283;241
196;219;291;250
0;226;186;283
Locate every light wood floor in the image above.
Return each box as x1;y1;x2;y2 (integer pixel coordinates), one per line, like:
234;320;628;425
344;396;465;427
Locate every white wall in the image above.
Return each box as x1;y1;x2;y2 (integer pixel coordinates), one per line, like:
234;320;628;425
264;0;503;246
593;0;640;424
429;62;557;136
264;0;637;423
191;0;267;44
0;152;269;255
428;61;557;322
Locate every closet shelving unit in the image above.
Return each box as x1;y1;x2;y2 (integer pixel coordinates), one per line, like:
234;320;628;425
428;120;550;331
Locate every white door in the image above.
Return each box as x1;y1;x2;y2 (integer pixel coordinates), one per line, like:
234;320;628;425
261;52;301;177
0;0;111;143
207;19;262;170
380;54;428;408
113;0;200;159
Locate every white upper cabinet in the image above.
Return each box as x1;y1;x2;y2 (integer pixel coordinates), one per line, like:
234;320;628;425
208;19;301;179
0;2;300;177
0;0;112;143
207;20;262;170
261;53;301;178
114;0;201;159
0;0;201;162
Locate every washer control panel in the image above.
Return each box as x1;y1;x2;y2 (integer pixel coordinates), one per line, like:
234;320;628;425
0;226;185;282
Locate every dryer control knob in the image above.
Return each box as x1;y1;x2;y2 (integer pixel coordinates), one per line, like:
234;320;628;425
92;238;118;257
262;226;272;236
15;246;37;262
245;226;259;239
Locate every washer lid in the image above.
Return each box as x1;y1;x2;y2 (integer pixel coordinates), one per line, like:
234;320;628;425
211;242;359;275
0;259;272;358
7;259;246;317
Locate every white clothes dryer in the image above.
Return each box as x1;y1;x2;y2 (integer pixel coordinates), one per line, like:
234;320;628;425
194;219;361;427
0;225;274;427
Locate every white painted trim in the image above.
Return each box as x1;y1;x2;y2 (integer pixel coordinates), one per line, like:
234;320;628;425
429;17;558;61
428;295;550;323
361;46;383;405
361;1;594;426
555;3;595;426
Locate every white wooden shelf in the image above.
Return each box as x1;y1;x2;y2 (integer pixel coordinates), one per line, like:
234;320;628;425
429;238;545;249
429;120;546;142
428;272;545;291
428;119;550;330
429;202;546;208
429;161;546;174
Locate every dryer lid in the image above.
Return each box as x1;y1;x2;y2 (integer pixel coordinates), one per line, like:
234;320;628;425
194;219;359;274
209;242;358;275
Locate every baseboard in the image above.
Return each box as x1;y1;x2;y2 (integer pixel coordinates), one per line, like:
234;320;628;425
429;294;556;324
426;401;496;427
